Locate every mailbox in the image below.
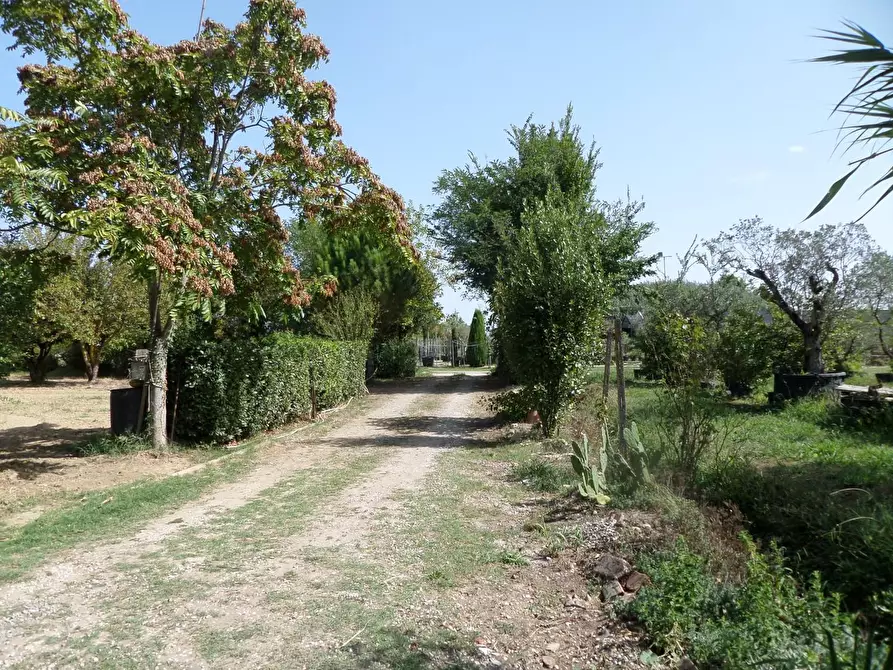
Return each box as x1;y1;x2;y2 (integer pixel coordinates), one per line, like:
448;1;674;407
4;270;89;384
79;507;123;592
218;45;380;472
129;349;150;386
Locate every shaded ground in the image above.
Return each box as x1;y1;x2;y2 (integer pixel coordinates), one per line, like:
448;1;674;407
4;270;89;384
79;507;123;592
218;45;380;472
0;375;645;669
0;375;198;512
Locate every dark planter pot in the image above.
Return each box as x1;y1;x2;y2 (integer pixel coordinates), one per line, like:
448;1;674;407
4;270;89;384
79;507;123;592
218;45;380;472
772;372;846;400
726;381;753;398
876;372;893;385
110;387;144;436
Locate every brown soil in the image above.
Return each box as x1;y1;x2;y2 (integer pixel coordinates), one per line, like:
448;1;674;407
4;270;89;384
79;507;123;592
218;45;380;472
0;376;652;669
0;375;195;512
0;377;468;666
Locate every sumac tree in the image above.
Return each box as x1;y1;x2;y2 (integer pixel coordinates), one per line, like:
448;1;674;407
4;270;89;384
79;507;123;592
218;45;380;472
0;1;407;446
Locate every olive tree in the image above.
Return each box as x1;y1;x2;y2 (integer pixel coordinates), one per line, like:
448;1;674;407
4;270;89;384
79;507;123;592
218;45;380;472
862;250;893;363
708;218;874;374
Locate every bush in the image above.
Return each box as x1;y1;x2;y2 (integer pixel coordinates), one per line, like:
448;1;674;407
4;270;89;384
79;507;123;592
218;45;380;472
638;311;717;388
715;305;775;396
374;339;417;379
487;387;536;422
628;535;850;669
168;332;366;443
494;200;610;436
466;309;489;367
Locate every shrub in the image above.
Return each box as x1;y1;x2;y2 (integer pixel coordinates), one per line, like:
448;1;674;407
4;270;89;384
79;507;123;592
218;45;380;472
309;288;377;343
494;199;610;436
655;385;742;488
628;535;849;669
168;332;366;443
487;387;536;422
715;305;775;396
374;339;417;379
466;309;489;367
638;311;717;388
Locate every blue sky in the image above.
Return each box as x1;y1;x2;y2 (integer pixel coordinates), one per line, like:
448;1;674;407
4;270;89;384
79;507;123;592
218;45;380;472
2;1;891;323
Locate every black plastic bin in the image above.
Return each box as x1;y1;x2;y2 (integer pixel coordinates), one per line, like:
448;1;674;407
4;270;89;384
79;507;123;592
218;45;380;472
110;387;144;436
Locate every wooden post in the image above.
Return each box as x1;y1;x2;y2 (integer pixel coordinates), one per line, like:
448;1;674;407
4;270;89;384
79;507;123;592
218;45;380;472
614;318;627;455
168;373;180;443
310;363;318;420
602;323;613;403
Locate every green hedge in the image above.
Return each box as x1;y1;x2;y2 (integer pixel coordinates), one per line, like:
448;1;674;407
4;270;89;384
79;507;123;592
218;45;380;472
374;339;417;379
169;333;366;444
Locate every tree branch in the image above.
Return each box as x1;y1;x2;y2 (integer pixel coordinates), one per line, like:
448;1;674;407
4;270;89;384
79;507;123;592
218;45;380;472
746;267;809;333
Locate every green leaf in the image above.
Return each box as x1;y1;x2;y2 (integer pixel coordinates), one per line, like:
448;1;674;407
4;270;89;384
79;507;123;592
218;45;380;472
812;49;893;65
805;166;860;220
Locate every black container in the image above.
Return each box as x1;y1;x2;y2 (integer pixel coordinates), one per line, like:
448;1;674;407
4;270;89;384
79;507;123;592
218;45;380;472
110;387;144;436
772;372;846;400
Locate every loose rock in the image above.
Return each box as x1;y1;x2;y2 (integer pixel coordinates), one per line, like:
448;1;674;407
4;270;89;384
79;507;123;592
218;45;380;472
601;579;624;601
623;571;650;593
592;554;632;581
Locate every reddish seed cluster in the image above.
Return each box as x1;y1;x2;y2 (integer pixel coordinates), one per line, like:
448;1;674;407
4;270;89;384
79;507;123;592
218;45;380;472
80;169;104;186
340;146;369;171
187;275;213;297
125;205;159;230
147;237;177;273
300;34;330;61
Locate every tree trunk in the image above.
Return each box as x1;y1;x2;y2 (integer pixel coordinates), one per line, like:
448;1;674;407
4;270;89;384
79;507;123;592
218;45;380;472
26;343;52;383
614;319;627;456
148;277;172;450
81;343;102;383
804;328;824;375
602;324;613;403
148;332;169;449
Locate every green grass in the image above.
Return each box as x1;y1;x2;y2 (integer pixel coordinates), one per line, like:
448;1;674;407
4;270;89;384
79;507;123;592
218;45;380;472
847;365;891;387
414;365;493;378
510;455;575;492
0;446;259;582
589;376;893;620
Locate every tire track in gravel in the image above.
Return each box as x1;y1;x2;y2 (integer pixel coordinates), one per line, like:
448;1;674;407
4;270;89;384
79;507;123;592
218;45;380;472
0;380;436;668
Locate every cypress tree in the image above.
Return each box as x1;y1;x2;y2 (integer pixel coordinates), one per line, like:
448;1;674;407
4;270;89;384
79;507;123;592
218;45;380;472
466;309;489;367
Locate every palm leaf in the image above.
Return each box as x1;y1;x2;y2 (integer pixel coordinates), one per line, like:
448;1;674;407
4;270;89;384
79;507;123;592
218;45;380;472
807;22;893;220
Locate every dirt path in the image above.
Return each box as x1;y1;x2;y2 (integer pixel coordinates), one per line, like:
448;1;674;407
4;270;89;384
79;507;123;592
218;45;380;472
0;375;494;669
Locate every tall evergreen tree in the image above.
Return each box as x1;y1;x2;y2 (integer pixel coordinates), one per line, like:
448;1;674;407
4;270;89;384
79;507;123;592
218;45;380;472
466;308;488;367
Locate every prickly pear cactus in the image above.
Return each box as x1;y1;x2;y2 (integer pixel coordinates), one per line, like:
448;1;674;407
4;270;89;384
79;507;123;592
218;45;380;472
570;433;610;505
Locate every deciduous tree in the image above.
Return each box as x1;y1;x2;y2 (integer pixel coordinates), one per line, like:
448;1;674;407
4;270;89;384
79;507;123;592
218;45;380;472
0;0;407;446
495;198;611;436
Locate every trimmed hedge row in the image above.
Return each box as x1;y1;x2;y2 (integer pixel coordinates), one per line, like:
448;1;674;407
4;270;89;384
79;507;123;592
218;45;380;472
374;339;417;379
169;333;366;444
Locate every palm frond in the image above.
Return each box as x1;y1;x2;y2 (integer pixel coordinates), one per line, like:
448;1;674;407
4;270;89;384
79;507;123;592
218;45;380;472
807;22;893;220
